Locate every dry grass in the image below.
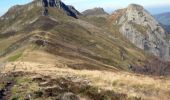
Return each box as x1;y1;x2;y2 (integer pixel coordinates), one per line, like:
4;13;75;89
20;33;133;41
2;61;170;100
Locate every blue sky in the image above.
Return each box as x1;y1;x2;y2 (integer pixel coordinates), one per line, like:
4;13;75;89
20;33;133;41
0;0;32;16
0;0;170;16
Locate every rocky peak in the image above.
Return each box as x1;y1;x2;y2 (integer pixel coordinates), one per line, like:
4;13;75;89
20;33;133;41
0;0;81;35
112;4;170;60
42;0;60;8
82;7;108;17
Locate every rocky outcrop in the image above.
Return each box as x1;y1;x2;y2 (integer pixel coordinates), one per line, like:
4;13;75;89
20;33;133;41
42;0;60;7
82;7;108;17
111;4;170;60
59;2;81;18
56;92;80;100
41;0;81;18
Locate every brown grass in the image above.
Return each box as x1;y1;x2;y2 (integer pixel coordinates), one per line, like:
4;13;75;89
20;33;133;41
1;61;170;100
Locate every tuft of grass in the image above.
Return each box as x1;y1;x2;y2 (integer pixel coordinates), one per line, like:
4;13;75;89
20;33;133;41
112;80;120;86
33;90;43;98
7;52;22;62
0;83;5;90
11;96;19;100
131;83;156;93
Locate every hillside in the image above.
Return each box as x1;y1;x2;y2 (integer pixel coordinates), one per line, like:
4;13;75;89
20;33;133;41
0;0;162;74
0;0;170;100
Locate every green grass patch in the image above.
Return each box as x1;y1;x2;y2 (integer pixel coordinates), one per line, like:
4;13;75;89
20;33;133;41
0;83;5;90
7;52;22;62
112;80;120;86
11;96;19;100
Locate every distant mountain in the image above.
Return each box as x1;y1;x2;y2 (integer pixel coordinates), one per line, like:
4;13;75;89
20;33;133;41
164;25;170;33
82;7;109;17
154;12;170;32
155;12;170;25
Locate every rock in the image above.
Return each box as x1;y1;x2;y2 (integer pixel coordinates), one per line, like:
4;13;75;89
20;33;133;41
42;0;49;7
25;94;31;100
42;0;60;8
56;92;80;100
41;0;81;18
128;65;133;69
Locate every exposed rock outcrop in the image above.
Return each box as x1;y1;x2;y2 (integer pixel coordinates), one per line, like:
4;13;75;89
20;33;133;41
111;4;170;60
59;1;81;18
56;92;80;100
41;0;81;18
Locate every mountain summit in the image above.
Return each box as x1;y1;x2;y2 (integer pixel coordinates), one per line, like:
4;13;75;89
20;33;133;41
82;7;108;17
111;4;170;60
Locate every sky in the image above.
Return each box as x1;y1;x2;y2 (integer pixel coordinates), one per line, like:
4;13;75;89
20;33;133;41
0;0;170;16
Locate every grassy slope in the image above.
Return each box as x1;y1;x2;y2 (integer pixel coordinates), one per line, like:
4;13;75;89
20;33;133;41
79;16;148;69
1;62;170;100
0;5;164;73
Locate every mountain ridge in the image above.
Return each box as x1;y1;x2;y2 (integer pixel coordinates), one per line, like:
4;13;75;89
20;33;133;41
0;1;170;75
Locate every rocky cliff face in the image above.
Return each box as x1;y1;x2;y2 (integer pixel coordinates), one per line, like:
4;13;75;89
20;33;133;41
111;4;170;60
41;0;81;18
